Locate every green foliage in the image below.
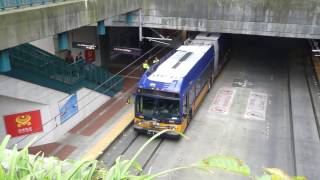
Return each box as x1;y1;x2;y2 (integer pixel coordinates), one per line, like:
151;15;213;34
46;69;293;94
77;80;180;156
196;155;251;176
0;133;307;180
255;168;307;180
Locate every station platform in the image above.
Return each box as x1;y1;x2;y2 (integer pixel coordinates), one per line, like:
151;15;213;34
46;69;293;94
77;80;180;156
28;69;142;161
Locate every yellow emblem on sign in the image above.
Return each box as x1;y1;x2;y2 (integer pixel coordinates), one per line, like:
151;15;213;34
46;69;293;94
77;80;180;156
16;115;32;127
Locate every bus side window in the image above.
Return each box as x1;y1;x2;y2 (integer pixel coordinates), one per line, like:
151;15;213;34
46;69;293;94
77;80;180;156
183;95;188;114
189;84;195;107
196;79;202;97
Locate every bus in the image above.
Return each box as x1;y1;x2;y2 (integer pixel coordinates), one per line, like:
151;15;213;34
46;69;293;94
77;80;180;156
133;33;230;138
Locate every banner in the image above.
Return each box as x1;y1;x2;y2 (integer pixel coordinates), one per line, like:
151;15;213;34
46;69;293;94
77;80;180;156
59;94;78;124
4;110;43;137
85;49;95;63
112;46;142;56
72;41;97;50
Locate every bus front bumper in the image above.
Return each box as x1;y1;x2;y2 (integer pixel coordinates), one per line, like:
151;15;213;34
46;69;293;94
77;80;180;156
133;125;181;139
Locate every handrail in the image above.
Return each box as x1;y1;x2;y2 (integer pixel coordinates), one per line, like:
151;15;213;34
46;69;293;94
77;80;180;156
0;0;65;11
8;43;123;96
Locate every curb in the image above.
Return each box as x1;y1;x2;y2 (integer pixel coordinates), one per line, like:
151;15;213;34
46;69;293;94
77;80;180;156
82;109;134;161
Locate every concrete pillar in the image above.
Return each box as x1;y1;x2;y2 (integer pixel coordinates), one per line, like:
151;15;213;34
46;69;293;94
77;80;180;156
97;20;106;35
58;32;69;50
126;12;133;25
99;27;111;69
0;50;11;72
181;30;187;41
0;1;4;10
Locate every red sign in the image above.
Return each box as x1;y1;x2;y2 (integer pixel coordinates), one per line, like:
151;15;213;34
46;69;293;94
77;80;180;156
4;110;43;137
85;49;95;63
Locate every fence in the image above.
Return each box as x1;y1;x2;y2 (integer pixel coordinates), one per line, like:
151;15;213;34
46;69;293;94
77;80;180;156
0;0;65;10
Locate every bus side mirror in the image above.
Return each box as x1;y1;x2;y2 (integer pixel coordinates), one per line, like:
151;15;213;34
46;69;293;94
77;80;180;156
126;95;132;104
126;93;137;105
183;113;188;118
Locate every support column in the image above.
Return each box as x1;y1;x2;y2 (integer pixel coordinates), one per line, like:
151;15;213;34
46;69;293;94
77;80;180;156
126;12;133;25
0;50;11;72
58;32;69;51
0;0;4;10
181;30;187;41
97;20;106;35
98;27;111;69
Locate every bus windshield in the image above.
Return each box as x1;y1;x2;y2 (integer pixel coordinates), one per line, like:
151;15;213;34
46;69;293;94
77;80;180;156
136;95;180;120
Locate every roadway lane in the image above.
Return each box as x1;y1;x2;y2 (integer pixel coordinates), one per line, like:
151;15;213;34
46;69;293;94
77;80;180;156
142;36;310;179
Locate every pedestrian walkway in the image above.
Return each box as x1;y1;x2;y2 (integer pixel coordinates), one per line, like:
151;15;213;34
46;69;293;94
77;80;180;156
28;70;142;160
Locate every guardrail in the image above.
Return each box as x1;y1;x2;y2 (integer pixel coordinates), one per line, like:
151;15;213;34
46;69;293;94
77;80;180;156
0;0;65;10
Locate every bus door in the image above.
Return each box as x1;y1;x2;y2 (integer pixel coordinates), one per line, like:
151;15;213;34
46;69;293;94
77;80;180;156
183;94;190;125
189;84;196;116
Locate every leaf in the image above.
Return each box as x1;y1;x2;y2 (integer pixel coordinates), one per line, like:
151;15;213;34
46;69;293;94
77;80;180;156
292;176;307;180
20;174;31;180
83;161;97;180
196;155;251;176
0;165;5;180
132;161;143;172
0;135;10;162
94;169;107;180
8;145;19;180
55;163;62;180
256;174;272;180
264;168;291;180
63;160;94;180
0;135;10;150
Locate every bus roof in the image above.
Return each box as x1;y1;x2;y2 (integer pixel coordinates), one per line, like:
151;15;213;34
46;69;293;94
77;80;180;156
138;44;212;94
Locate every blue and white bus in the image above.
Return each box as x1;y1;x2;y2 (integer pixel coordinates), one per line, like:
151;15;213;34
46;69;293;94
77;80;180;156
133;33;230;138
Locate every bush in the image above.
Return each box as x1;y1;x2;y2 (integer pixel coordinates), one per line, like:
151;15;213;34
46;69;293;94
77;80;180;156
0;130;306;180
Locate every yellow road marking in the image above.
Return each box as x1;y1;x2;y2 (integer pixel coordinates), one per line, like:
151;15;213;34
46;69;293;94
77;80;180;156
82;109;134;161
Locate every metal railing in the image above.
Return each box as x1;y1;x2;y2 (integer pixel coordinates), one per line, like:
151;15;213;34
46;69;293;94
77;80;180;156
8;43;123;96
0;0;65;10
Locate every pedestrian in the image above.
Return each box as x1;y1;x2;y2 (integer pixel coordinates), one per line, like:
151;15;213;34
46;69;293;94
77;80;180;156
75;51;84;62
142;60;150;71
65;50;74;64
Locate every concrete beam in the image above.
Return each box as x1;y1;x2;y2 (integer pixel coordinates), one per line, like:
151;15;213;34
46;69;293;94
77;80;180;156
1;0;320;51
106;0;320;39
0;0;141;50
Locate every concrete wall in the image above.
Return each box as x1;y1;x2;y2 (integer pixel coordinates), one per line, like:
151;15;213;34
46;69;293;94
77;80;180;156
0;0;141;51
0;96;50;144
0;75;110;148
106;0;320;39
33;87;110;147
30;36;56;55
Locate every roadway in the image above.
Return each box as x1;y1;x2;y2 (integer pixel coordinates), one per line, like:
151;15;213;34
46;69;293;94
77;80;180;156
99;36;320;179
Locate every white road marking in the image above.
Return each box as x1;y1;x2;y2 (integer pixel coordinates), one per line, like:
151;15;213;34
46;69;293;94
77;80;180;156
244;91;268;121
209;88;236;115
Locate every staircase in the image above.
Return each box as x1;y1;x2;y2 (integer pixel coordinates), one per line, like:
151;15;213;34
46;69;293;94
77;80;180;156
3;44;122;96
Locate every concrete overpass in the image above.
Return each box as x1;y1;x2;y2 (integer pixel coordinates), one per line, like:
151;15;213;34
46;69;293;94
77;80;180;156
1;0;320;50
111;0;320;39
